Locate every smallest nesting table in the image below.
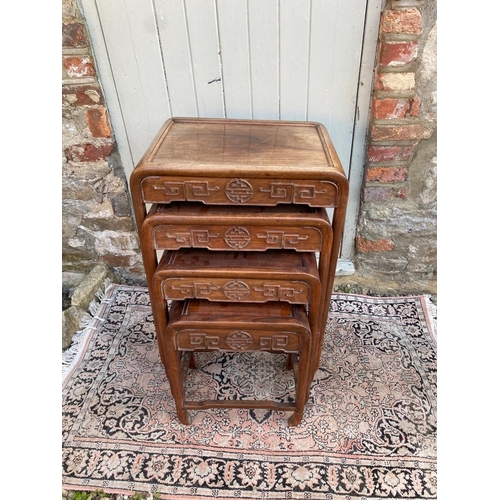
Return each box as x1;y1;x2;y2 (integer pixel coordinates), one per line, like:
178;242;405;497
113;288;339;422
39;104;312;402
164;299;312;426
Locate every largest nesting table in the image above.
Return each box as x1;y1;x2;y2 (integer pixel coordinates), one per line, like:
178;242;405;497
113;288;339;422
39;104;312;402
130;117;349;426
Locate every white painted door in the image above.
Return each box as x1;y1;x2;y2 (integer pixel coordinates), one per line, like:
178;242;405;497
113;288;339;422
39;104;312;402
81;0;382;269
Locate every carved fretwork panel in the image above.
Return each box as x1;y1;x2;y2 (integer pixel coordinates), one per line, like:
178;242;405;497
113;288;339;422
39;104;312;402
153;225;323;251
176;329;301;353
162;278;310;304
141;176;339;207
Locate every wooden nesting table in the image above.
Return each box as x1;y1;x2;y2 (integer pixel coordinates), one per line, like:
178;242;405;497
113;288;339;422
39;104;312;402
130;117;348;425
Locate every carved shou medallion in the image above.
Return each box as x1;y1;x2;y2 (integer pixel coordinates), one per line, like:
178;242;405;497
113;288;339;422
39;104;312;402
224;227;251;249
226;331;253;350
225;178;253;203
223;281;251;300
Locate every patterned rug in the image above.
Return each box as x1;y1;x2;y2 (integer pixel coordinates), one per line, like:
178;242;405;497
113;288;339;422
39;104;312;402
62;284;437;499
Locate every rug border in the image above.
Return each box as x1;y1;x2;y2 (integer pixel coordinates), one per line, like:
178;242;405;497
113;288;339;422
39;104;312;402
331;292;437;345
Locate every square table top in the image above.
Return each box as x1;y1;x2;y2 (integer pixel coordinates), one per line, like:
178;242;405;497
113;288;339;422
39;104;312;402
133;117;346;180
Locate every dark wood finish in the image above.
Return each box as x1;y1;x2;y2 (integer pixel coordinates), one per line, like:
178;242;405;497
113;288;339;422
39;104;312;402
162;300;311;426
130;117;349;426
140;175;339;207
130;118;348;228
151;249;322;396
140;202;333;287
155;249;319;305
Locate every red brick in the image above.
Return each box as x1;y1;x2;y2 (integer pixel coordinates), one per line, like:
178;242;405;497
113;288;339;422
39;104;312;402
371;123;433;141
373;98;410;119
356;236;395;253
367;145;415;163
397;187;407;199
375;72;415;92
365;167;408;183
408;96;420;117
374;74;386;91
86;107;112;138
63;56;95;78
62;23;88;48
62;85;104;106
65;143;115;162
379;41;418;67
381;9;422;35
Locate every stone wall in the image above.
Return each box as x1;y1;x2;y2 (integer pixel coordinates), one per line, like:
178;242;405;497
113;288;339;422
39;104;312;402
62;0;145;291
335;0;437;297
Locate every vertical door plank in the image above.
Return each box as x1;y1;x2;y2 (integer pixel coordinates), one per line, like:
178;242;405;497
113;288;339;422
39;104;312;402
184;0;225;118
327;1;367;177
307;0;339;156
95;0;170;164
248;0;279;120
279;0;311;121
308;0;367;175
216;0;252;118
155;0;197;117
80;0;136;178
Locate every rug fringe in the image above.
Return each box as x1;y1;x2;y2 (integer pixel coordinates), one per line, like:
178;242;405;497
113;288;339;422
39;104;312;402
423;294;438;339
62;278;113;384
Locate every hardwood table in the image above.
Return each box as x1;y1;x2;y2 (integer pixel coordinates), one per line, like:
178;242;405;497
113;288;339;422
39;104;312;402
130;117;348;425
164;299;311;426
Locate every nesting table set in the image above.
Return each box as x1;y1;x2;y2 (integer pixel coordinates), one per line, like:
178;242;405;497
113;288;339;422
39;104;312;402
130;117;348;426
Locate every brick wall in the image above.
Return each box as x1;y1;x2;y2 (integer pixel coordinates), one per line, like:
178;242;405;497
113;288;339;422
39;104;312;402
336;0;437;296
62;0;145;289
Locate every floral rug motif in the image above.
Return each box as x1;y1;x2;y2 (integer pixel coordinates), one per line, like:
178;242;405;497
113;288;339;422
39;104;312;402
62;285;437;499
